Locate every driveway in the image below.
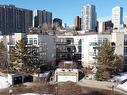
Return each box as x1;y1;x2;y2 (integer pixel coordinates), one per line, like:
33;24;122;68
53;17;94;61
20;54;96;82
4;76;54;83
77;78;126;94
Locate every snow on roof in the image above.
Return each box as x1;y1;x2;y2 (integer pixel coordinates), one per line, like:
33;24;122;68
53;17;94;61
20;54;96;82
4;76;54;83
56;68;78;72
64;61;73;64
33;71;50;77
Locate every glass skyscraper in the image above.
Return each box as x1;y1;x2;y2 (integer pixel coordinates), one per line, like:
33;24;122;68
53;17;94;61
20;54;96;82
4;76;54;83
112;6;123;29
81;4;97;32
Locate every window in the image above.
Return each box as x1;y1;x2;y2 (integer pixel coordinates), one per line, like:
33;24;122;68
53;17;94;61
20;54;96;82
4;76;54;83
29;38;33;45
124;47;127;55
61;38;64;43
103;38;108;43
34;38;37;45
78;46;82;52
98;38;103;46
124;40;127;45
78;39;82;45
111;42;116;46
67;39;71;44
124;57;127;64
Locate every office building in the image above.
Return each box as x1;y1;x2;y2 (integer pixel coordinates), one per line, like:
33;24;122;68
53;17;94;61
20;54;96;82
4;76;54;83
53;18;62;30
98;21;105;33
98;20;113;33
74;16;81;31
34;10;52;28
112;6;123;29
124;16;127;27
81;4;97;32
0;5;33;35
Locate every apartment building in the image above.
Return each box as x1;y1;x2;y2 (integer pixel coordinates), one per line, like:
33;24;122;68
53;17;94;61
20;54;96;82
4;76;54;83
0;33;56;66
56;30;125;66
0;28;127;67
56;35;81;62
98;20;113;33
0;5;33;35
27;34;56;64
34;10;52;27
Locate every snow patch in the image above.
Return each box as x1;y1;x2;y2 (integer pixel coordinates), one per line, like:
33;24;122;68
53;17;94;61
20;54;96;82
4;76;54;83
112;72;127;82
0;76;10;89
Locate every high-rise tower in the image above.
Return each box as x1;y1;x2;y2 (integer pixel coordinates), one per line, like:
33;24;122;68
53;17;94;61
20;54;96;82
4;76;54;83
53;18;62;30
124;16;127;27
112;6;123;29
81;4;97;32
74;16;81;31
34;10;52;28
0;5;33;35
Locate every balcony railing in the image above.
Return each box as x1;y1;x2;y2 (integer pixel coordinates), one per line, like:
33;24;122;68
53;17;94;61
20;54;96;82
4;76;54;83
124;42;127;46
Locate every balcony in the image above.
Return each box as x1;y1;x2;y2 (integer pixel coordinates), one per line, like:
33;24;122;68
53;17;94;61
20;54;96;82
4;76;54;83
56;42;67;45
124;42;127;46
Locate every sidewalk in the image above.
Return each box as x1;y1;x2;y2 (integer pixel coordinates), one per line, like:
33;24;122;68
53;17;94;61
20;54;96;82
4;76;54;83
77;78;126;94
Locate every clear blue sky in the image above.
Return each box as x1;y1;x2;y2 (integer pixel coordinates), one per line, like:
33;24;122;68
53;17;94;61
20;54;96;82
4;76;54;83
0;0;127;26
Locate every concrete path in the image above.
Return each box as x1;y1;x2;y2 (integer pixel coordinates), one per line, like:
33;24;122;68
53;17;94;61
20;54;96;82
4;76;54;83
77;78;127;94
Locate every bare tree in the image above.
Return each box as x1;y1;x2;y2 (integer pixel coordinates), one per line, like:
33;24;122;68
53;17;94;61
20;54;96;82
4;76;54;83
0;41;8;71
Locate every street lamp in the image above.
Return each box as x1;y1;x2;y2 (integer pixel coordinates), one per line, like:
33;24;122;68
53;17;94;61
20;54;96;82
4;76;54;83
55;85;58;95
112;80;117;95
9;85;13;95
112;82;114;95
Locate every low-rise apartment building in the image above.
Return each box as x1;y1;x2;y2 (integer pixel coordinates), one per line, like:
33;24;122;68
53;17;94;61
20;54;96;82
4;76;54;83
0;28;127;67
27;34;56;64
0;33;56;66
56;30;125;66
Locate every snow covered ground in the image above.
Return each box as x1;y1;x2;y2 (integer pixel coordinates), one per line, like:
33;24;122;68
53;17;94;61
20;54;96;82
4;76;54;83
33;71;51;78
113;72;127;82
0;76;10;89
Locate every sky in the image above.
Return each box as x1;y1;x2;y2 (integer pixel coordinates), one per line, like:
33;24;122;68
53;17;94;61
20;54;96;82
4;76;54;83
0;0;127;26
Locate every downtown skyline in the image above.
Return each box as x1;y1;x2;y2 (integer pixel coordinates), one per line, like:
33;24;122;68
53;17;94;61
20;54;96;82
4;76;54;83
0;0;127;26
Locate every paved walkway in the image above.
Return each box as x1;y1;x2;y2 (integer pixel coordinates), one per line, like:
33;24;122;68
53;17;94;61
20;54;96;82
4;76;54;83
77;78;127;94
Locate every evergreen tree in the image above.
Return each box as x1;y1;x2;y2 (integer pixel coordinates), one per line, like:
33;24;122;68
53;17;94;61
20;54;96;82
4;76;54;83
95;40;123;81
10;39;40;73
10;38;28;72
